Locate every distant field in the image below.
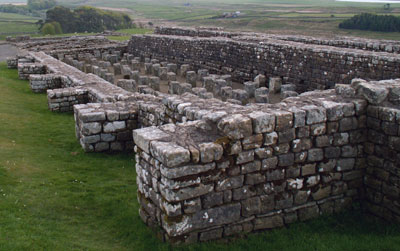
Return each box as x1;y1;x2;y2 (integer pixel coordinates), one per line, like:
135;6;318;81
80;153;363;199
0;11;39;39
56;0;400;40
2;0;400;40
0;12;39;21
0;21;38;37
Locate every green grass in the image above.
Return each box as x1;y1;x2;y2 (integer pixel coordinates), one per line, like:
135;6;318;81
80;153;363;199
0;12;40;22
116;28;153;34
1;62;400;250
0;21;39;34
54;0;400;40
108;28;153;41
0;12;40;38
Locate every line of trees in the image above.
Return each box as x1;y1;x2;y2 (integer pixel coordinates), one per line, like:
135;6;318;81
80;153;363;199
41;6;133;34
339;13;400;32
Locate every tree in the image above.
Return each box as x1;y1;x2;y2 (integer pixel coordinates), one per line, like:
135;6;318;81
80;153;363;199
41;23;55;35
339;13;400;32
44;6;133;33
51;21;62;34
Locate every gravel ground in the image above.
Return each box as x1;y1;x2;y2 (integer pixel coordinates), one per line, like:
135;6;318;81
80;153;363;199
0;43;18;62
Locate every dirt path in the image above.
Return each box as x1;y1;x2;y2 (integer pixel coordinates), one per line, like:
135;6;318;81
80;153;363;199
0;43;18;62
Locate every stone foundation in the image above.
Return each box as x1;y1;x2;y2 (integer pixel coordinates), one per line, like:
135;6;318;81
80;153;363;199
6;29;400;243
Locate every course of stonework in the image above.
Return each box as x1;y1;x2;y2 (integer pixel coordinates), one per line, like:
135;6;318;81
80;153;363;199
6;28;400;243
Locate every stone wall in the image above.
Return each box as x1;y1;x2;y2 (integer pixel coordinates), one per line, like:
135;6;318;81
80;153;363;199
29;74;63;93
128;34;400;91
336;79;400;223
133;88;370;243
74;102;138;152
155;27;234;38
6;57;17;69
155;27;400;53
47;87;88;112
18;62;46;80
8;32;400;243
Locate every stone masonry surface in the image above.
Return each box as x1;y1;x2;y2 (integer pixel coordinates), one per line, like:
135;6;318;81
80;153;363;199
129;28;400;92
6;29;400;243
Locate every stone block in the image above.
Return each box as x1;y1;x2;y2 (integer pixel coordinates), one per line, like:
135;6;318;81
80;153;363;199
214;79;227;96
149;77;160;91
177;83;193;95
253;215;284;230
254;74;267;86
197;69;209;81
138;76;149;86
150;141;191;168
218;114;253;140
232;89;249;105
179;64;190;77
159;67;168;80
167;63;177;73
281;91;299;99
167;72;176;81
202;77;215;92
269;77;282;93
244;81;259;98
152;64;160;76
186;71;197;87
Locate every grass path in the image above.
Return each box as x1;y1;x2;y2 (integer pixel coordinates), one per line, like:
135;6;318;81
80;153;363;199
0;63;400;250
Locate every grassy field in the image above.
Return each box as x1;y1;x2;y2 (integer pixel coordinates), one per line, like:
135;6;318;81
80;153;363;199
55;0;400;40
0;12;40;40
1;62;400;250
4;0;400;40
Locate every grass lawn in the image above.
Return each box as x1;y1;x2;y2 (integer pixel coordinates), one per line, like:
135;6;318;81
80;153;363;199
1;62;400;250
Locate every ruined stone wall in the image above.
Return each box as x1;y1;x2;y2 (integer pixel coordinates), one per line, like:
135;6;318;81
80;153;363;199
18;63;46;80
29;74;63;93
155;27;234;38
364;104;400;222
133;89;369;243
8;33;400;243
74;102;138;152
128;35;400;91
47;87;88;112
155;27;400;53
338;79;400;223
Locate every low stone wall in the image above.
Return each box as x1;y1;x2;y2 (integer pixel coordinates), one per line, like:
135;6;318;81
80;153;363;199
133;88;368;243
18;63;46;80
6;57;17;69
29;74;63;93
74;102;138;152
271;35;400;54
47;87;88;112
155;27;234;38
155;27;400;53
128;34;400;91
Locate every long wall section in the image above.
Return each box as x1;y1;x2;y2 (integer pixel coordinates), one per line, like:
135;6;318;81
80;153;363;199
128;34;400;91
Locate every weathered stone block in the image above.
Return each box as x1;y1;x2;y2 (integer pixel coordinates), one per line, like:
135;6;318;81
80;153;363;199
269;77;282;94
